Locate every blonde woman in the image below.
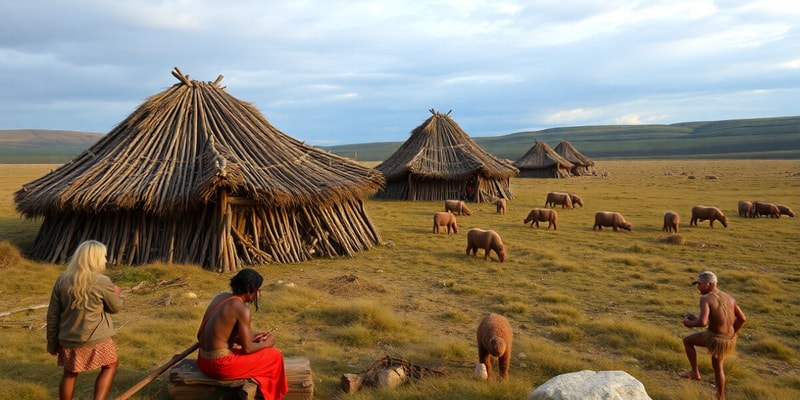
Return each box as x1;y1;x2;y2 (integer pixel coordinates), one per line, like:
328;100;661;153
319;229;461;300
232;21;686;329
47;241;123;400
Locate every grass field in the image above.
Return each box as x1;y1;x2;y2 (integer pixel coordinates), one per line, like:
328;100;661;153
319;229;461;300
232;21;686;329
1;160;799;400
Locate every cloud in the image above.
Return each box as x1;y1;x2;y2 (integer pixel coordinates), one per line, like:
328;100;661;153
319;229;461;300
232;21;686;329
0;0;797;145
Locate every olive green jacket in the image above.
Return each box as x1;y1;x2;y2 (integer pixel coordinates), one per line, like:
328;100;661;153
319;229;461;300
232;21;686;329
46;274;123;353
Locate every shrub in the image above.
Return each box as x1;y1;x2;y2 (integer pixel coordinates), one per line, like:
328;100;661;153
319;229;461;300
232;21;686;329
0;241;21;269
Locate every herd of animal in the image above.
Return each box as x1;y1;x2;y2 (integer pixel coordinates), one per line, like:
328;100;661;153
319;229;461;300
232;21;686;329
448;194;795;383
432;192;795;264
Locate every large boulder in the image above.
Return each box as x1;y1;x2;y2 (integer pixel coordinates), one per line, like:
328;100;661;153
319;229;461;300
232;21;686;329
528;370;652;400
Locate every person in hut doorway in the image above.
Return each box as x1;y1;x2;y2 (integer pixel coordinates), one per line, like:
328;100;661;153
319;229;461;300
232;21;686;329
680;270;746;400
465;178;475;201
197;268;288;400
47;240;124;400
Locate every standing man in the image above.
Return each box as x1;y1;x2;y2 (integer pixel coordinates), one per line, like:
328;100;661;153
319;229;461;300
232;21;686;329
196;268;288;400
680;271;746;400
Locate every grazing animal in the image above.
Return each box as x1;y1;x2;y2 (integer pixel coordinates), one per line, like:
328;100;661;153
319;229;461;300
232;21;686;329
752;201;781;218
544;192;573;209
432;211;458;235
476;313;513;381
445;199;473;216
523;208;558;230
495;198;507;215
777;204;795;217
466;228;506;262
663;211;680;233
690;206;729;227
568;193;584;207
738;201;754;218
593;211;633;231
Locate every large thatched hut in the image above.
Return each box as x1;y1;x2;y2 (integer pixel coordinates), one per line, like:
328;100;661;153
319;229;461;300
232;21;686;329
554;140;595;176
514;141;574;178
374;109;518;202
14;68;385;272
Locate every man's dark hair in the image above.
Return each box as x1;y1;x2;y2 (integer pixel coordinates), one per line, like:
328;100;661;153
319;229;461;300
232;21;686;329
230;268;264;310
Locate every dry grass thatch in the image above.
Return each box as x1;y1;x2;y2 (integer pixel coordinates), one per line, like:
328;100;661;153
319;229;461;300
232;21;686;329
554;140;595;176
514;140;574;178
374;109;518;202
13;67;385;271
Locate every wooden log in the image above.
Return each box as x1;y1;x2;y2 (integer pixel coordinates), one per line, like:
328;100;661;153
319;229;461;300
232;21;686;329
167;357;314;400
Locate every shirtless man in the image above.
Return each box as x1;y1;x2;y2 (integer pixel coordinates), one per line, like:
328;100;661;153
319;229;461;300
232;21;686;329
197;268;288;400
681;271;746;400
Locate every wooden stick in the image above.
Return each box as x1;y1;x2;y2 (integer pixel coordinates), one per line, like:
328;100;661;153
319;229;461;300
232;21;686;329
0;303;48;318
113;342;199;400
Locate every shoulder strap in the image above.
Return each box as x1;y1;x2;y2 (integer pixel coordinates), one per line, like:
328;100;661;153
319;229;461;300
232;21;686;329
197;295;242;339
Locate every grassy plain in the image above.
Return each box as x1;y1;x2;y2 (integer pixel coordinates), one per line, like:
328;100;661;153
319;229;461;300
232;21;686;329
1;160;799;400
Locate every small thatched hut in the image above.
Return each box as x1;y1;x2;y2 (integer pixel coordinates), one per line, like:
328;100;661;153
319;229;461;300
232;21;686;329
14;68;385;272
554;140;595;176
514;141;575;178
374;109;518;202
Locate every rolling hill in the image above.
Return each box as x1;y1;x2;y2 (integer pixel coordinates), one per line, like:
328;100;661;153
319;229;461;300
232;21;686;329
1;116;798;163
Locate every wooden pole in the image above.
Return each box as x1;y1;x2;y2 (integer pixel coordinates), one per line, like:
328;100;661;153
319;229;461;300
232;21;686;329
113;342;199;400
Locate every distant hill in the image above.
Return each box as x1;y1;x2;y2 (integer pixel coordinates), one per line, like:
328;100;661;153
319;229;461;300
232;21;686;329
1;116;798;163
0;129;104;163
323;116;800;161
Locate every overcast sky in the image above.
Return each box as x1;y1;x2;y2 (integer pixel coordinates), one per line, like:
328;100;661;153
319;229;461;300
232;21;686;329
1;1;797;146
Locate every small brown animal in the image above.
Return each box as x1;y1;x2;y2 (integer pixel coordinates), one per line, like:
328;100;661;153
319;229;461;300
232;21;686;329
523;208;558;230
738;201;754;217
477;313;513;381
466;228;506;262
662;211;679;233
432;211;458;235
568;193;583;207
593;211;633;231
545;192;573;209
445;199;473;216
495;198;507;215
777;204;796;217
690;205;728;227
752;201;781;218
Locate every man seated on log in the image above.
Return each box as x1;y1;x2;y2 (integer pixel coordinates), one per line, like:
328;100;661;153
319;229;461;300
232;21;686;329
197;268;288;400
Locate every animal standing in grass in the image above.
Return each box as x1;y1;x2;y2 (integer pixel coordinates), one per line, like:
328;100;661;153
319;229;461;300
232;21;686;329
476;313;513;381
466;228;506;262
777;204;795;217
593;211;633;231
432;212;458;235
752;201;780;218
663;211;680;233
568;193;584;207
738;201;754;218
495;198;507;215
523;208;558;230
690;206;728;227
445;199;473;216
545;192;573;208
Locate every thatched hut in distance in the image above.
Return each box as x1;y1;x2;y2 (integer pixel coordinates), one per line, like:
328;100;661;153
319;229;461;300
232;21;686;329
14;67;385;272
374;109;518;202
514;141;574;178
555;140;595;176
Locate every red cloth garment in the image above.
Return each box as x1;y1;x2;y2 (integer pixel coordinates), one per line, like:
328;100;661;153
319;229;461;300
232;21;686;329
57;338;117;373
198;347;288;400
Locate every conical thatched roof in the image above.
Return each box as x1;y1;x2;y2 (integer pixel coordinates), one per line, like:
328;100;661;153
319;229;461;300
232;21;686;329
14;67;385;270
513;141;574;178
554;140;595;168
514;141;574;169
376;109;518;181
16;68;384;217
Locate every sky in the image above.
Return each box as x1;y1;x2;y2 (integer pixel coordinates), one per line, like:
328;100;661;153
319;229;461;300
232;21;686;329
0;1;798;146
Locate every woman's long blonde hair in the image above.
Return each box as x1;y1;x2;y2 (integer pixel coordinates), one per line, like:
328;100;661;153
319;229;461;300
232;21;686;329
64;240;107;309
